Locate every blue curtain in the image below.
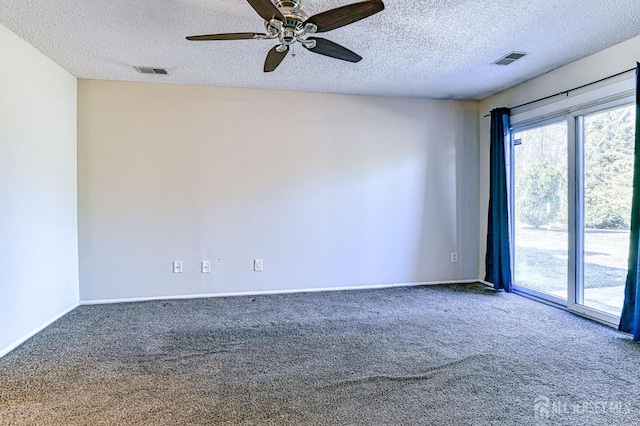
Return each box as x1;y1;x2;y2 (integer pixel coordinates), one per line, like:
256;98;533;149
619;63;640;340
485;108;513;292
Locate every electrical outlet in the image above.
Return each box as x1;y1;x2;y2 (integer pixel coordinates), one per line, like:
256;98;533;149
173;261;183;273
451;252;458;263
201;261;211;273
253;259;263;272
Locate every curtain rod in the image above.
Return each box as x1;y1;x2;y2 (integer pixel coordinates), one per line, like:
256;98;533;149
482;66;636;117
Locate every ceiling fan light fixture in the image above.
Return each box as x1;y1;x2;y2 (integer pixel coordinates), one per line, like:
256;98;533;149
282;27;296;43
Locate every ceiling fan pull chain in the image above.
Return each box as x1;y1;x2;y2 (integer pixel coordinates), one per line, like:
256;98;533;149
291;43;296;57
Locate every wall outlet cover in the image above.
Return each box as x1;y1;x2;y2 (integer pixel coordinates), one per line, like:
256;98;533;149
253;259;263;272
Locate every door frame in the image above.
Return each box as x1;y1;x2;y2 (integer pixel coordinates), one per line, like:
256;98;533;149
566;97;634;325
508;94;634;327
509;117;570;307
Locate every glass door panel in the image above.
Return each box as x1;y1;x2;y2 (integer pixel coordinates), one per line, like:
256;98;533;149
513;122;568;299
580;105;635;317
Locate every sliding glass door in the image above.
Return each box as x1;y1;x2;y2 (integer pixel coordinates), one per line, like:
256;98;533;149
511;98;635;324
512;121;568;303
576;103;635;319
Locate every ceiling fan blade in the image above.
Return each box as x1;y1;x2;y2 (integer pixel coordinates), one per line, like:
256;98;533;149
304;0;384;33
264;45;289;72
186;33;266;41
304;37;362;63
247;0;285;22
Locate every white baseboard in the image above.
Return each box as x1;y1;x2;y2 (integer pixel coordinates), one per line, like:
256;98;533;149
80;279;480;305
0;303;79;359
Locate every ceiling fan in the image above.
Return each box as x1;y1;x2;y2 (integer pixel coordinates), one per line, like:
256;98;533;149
186;0;384;72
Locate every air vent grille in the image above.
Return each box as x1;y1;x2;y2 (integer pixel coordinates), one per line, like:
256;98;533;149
134;66;169;75
492;52;527;66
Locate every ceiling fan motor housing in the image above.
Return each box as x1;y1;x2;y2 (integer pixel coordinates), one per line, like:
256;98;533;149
264;0;317;46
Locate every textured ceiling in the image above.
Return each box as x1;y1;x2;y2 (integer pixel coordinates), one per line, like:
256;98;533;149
1;0;640;100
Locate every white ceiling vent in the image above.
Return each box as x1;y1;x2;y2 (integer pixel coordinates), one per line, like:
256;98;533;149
134;66;169;75
492;52;527;66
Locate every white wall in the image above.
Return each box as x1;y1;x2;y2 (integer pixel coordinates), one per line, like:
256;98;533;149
0;24;79;356
478;34;640;279
78;80;479;302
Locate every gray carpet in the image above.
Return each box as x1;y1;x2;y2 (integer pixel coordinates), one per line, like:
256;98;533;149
1;283;640;425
